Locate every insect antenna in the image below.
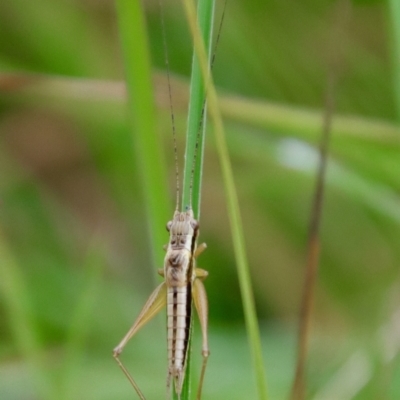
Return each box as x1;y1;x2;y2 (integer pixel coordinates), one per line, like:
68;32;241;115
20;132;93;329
188;0;228;210
159;0;180;212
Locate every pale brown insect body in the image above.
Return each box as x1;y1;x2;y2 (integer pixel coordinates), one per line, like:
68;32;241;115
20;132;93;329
113;209;210;400
163;210;209;397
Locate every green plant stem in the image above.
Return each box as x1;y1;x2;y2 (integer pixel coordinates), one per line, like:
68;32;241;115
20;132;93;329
115;0;170;270
180;0;269;398
178;1;215;399
182;0;215;218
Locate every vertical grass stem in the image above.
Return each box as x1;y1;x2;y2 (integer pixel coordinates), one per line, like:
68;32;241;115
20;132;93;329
180;0;269;398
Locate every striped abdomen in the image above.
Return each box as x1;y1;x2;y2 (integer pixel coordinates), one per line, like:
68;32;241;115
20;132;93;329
167;285;192;385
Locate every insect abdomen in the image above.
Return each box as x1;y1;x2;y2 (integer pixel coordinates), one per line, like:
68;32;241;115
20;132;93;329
167;285;192;379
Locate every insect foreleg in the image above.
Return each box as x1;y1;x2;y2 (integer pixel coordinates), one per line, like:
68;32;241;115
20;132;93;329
113;281;167;399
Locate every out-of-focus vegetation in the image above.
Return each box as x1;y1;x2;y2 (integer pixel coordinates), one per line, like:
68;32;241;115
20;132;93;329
0;0;400;399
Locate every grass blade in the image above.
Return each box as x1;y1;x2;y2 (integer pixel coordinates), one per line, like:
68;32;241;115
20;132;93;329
0;230;51;399
115;0;170;269
59;241;105;400
181;0;215;218
388;0;400;121
180;0;269;398
179;1;215;398
115;1;172;398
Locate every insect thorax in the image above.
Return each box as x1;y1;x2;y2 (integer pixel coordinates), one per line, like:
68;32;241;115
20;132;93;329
164;210;199;287
166;210;199;252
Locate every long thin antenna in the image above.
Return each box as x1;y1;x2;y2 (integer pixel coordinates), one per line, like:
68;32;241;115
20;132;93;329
159;0;180;211
188;0;228;207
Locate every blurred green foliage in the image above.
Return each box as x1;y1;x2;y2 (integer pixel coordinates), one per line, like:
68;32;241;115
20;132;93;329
1;0;400;399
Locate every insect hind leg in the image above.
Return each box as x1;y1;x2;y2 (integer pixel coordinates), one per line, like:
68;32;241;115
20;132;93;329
113;282;167;399
193;275;210;400
113;353;146;400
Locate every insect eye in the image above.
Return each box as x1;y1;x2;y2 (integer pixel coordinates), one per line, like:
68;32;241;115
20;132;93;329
166;221;172;232
171;239;176;245
180;238;186;245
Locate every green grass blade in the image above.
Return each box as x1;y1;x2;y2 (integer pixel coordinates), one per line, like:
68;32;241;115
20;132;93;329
180;0;269;398
179;1;216;398
388;0;400;121
0;230;52;399
59;241;104;400
115;1;174;398
115;0;170;269
182;0;215;218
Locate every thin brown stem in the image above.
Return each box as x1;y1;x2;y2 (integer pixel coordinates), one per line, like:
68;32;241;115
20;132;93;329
290;1;352;399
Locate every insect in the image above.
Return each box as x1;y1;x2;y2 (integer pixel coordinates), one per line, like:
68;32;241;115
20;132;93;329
112;1;227;398
113;207;210;400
